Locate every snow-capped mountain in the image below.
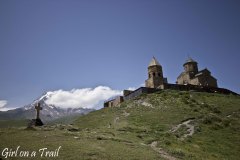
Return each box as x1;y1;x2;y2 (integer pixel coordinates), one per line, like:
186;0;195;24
0;92;94;121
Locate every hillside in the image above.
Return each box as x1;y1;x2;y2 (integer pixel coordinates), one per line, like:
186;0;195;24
0;90;239;160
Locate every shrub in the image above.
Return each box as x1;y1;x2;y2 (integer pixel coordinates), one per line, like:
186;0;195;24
222;119;231;127
182;98;189;104
193;108;199;112
211;123;224;130
202;116;212;124
186;137;192;143
201;103;210;108
189;103;195;108
211;107;221;114
195;125;201;132
202;114;222;124
170;148;185;158
164;139;171;145
190;98;197;103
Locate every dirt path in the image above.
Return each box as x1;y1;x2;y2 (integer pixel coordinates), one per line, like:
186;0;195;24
170;119;195;139
135;100;153;108
114;116;119;124
122;110;130;117
150;141;177;160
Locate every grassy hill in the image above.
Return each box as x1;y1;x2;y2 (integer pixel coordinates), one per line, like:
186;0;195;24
0;90;239;160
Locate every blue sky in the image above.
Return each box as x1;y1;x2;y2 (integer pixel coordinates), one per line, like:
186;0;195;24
0;0;240;109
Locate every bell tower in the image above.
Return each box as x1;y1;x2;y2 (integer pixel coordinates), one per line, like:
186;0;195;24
183;57;198;78
145;57;164;88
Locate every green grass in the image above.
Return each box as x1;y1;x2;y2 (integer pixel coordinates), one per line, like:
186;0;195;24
0;90;239;159
0;119;28;128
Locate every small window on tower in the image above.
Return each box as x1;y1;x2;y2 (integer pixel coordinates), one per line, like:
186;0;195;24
158;73;161;77
149;74;151;78
153;72;156;77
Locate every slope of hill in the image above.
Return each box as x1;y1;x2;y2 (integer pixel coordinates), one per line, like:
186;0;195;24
0;90;239;160
73;90;240;159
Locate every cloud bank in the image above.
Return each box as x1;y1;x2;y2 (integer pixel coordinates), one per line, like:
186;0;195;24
45;86;122;109
0;100;8;111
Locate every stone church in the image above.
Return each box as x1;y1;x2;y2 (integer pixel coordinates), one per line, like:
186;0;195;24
176;58;218;87
145;56;218;88
104;56;236;108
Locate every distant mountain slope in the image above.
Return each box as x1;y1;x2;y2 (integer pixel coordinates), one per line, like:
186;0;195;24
0;92;94;122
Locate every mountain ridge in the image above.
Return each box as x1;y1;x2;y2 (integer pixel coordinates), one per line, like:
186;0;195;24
0;92;94;121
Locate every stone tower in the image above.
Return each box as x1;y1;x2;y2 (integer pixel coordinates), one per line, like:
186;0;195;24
145;57;164;89
183;58;198;78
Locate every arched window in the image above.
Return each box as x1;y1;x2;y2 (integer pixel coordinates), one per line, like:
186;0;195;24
153;72;156;77
158;73;161;77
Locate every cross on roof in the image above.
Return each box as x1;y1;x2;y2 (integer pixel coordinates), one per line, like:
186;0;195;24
35;103;42;119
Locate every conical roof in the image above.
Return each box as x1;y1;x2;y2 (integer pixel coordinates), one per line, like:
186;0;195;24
184;57;197;66
148;57;161;67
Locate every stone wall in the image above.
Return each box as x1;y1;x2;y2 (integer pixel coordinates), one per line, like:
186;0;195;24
193;74;217;87
164;84;237;95
104;85;238;108
177;72;191;85
124;87;161;101
124;85;238;103
123;90;133;96
104;96;124;108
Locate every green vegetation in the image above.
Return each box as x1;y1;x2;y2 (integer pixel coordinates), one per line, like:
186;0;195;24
48;115;81;125
0;119;28;128
0;90;239;159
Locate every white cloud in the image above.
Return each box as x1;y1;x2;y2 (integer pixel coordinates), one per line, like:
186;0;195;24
0;100;8;111
127;83;145;91
0;100;7;108
45;86;122;109
127;87;136;91
140;83;145;87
